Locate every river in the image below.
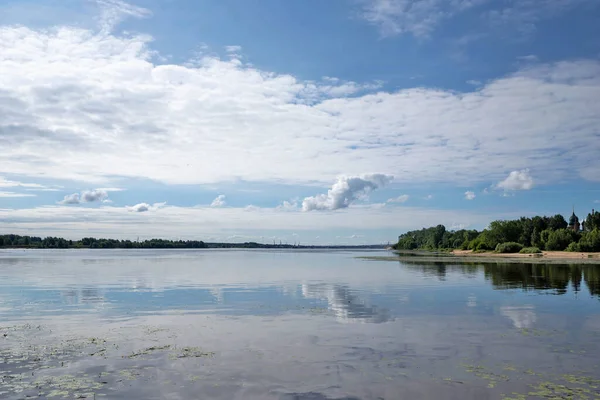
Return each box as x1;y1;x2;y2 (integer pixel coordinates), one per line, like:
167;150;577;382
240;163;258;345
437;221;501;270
1;249;599;399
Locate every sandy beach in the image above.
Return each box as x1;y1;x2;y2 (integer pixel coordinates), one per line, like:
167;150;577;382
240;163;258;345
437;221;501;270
452;249;600;260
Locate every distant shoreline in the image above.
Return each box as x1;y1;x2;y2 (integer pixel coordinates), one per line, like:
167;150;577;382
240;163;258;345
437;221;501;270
359;249;600;265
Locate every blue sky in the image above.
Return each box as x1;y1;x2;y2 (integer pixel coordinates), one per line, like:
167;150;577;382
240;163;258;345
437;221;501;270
0;0;599;244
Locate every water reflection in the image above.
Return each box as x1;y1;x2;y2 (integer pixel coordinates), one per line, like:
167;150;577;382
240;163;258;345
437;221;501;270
302;284;392;323
499;305;537;329
402;260;600;298
61;288;105;304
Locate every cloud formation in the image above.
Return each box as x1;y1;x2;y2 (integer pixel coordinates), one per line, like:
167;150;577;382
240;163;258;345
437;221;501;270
59;189;109;205
302;174;393;211
465;191;476;200
387;194;409;203
0;191;36;198
0;9;599;191
210;195;226;207
496;169;534;191
0;177;59;191
127;202;165;213
0;202;535;243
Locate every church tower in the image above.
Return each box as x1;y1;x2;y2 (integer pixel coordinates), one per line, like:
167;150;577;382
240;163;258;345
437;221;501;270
568;207;580;232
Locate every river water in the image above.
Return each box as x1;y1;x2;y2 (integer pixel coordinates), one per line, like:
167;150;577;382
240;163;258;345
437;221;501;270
1;249;599;399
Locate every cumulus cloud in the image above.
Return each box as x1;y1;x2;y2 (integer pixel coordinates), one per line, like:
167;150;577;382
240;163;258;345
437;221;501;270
127;202;165;212
302;174;393;211
496;169;534;191
464;191;476;200
210;194;226;207
387;194;409;203
59;193;81;205
277;200;299;211
59;189;109;205
81;189;108;202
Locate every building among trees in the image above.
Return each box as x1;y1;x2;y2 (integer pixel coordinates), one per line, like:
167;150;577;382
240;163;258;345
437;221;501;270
568;208;581;232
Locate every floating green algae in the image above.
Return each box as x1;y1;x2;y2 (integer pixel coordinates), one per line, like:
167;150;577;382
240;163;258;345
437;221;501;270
126;345;171;359
169;346;215;359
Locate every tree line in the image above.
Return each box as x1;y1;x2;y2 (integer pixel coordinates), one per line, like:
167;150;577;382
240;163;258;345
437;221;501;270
0;235;385;249
394;210;600;253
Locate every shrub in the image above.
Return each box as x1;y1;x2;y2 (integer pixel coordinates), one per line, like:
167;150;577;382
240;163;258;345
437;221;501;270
519;247;542;254
476;242;491;251
545;229;579;251
566;242;580;252
496;242;524;253
578;229;600;252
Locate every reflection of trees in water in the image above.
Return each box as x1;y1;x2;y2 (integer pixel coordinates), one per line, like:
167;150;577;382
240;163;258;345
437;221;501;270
302;284;392;323
584;267;600;297
484;264;571;294
401;261;600;298
401;261;479;280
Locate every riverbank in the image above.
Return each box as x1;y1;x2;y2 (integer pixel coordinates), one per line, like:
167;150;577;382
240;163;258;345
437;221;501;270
360;249;600;264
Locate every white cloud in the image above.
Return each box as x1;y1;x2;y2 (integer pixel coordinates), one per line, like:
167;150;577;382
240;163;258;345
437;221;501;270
302;174;393;211
0;14;599;190
0;203;519;242
128;203;149;212
0;176;56;191
277;200;299;211
96;0;152;33
0;191;36;198
96;187;125;192
59;189;109;205
424;195;433;200
127;202;165;213
517;54;539;62
464;191;476;200
496;169;534;191
225;45;242;53
59;193;81;205
594;200;600;204
466;79;482;86
360;0;488;38
210;194;226;207
81;189;108;202
387;194;409;203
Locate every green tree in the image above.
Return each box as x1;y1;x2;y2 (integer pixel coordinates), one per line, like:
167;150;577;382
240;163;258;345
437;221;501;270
547;214;568;231
545;229;579;251
578;229;600;252
585;210;600;231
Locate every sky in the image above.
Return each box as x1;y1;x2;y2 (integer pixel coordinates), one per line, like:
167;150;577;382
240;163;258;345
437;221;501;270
0;0;599;245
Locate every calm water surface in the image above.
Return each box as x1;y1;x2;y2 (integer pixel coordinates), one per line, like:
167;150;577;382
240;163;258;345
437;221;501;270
1;249;600;399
